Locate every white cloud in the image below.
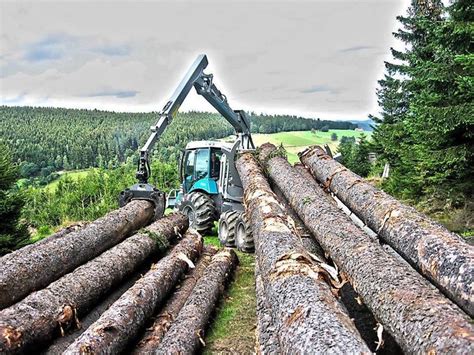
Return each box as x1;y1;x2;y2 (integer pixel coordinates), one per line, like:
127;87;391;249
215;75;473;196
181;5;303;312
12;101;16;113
0;0;410;120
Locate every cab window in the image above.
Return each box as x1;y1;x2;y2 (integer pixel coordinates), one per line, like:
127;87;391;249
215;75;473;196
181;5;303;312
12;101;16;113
210;149;222;179
184;150;195;177
195;148;209;180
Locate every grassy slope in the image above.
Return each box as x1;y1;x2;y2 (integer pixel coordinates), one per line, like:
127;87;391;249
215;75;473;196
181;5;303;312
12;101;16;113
252;129;371;163
45;169;92;192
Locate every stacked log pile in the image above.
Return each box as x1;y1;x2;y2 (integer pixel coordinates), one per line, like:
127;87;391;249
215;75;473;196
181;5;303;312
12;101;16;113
0;205;238;354
236;143;474;354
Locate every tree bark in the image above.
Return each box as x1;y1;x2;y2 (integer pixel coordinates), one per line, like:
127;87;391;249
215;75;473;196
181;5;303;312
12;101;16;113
155;249;238;354
0;200;154;309
0;213;188;354
271;182;324;256
236;152;370;354
133;245;218;353
255;258;280;355
63;229;203;355
300;145;474;316
2;222;86;265
272;181;400;353
260;143;474;353
43;272;141;354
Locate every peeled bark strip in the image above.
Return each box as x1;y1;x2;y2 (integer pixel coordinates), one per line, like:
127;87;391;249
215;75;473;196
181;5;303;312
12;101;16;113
64;230;203;355
133;245;218;353
0;213;188;354
260;143;474;353
236;153;370;354
255;258;280;354
0;200;154;309
155;249;238;354
300;146;474;316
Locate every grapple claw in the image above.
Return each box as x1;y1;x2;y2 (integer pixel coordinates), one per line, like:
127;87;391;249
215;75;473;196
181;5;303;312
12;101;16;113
119;183;166;220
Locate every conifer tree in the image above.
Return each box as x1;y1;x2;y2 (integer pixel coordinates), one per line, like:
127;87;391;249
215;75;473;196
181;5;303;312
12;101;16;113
0;143;29;255
371;0;446;197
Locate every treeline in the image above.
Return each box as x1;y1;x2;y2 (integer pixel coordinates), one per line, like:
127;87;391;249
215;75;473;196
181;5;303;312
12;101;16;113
251;114;356;134
370;0;473;202
0;106;356;178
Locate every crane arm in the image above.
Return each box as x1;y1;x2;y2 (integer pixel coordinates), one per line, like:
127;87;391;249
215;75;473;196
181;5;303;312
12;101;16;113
136;54;254;184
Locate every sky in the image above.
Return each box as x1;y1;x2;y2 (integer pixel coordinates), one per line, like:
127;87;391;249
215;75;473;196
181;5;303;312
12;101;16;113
0;0;411;120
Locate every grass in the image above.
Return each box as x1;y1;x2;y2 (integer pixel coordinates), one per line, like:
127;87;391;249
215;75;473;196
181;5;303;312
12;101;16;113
203;235;256;354
252;129;372;163
45;169;92;192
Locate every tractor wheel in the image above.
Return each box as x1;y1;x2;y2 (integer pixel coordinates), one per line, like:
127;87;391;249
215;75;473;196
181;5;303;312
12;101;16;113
177;192;217;234
218;210;239;247
235;213;254;253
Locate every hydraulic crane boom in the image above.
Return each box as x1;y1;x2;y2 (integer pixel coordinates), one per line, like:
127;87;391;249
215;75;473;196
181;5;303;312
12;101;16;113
119;54;254;218
137;54;253;184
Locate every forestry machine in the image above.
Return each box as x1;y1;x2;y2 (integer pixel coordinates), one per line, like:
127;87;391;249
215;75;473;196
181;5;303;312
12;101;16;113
119;54;255;252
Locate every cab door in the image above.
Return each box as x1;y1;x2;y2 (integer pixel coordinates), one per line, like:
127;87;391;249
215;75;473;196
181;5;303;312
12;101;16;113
182;149;196;193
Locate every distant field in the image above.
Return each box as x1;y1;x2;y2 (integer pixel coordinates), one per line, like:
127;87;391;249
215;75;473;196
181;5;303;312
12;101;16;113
46;169;92;191
252;129;372;163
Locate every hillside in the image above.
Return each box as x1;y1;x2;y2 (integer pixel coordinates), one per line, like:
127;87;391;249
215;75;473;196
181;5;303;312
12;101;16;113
251;130;371;163
0;106;357;180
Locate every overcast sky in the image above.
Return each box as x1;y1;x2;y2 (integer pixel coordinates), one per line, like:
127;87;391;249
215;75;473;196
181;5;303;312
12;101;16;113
0;0;410;120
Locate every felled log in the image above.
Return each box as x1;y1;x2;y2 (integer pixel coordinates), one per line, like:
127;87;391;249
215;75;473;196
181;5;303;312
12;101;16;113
236;152;370;353
260;143;474;353
133;245;218;353
294;163;412;268
63;230;203;355
155;249;238;354
43;272;141;354
0;213;188;354
255;258;280;354
0;200;154;309
271;182;324;256
272;182;399;353
2;223;86;265
300;145;474;316
1;223;85;270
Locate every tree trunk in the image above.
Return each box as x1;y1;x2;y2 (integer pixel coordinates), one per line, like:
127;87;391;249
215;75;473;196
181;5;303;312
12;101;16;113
300;145;474;316
154;249;238;354
43;272;141;354
0;200;155;309
271;183;324;256
255;258;280;355
133;246;218;353
235;152;370;354
2;223;86;264
272;181;400;353
0;213;188;354
260;143;474;353
63;229;203;355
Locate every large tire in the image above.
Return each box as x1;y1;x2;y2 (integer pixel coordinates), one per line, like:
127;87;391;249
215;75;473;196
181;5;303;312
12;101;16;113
235;213;254;253
177;192;217;234
218;210;239;247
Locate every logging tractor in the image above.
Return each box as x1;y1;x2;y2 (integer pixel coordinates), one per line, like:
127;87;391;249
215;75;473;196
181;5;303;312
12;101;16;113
119;54;255;252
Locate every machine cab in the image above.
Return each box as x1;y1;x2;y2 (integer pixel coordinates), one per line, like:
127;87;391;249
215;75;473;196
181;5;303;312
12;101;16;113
179;141;232;197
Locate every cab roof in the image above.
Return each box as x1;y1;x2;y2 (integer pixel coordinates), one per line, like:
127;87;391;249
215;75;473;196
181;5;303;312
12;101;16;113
185;140;234;150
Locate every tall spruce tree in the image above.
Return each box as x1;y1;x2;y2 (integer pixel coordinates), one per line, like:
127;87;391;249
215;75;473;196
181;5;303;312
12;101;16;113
406;0;473;201
0;143;29;255
371;0;447;198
